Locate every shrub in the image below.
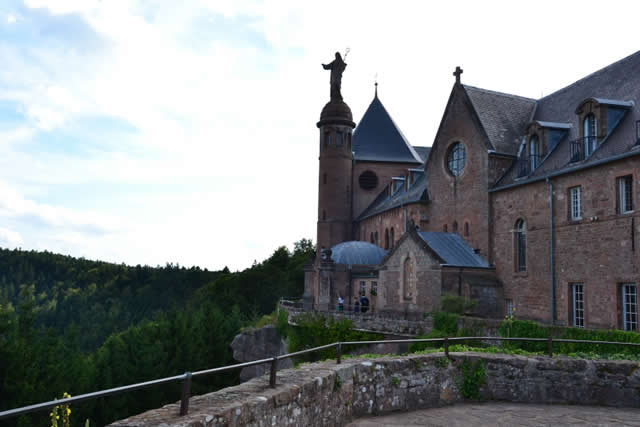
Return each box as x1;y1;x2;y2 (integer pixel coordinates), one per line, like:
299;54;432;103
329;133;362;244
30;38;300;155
441;294;476;315
433;312;459;335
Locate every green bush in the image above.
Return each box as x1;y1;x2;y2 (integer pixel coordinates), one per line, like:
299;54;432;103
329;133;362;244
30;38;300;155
287;313;381;362
441;294;476;315
498;318;550;352
458;360;487;399
433;312;459;335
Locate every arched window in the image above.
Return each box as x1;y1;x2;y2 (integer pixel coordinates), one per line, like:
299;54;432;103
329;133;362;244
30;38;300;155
403;257;416;300
390;228;395;248
464;222;469;236
370;232;374;244
443;224;448;232
447;142;466;176
375;231;379;246
384;229;389;250
584;113;597;156
529;135;540;171
453;221;458;233
514;219;526;272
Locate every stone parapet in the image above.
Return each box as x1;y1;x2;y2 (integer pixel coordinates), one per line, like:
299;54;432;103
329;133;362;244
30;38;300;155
110;352;640;426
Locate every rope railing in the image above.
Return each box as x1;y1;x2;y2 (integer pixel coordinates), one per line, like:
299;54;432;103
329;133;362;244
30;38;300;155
1;335;639;421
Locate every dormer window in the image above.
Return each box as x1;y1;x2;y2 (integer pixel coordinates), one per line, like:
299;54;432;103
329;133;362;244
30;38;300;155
583;113;597;157
529;135;541;171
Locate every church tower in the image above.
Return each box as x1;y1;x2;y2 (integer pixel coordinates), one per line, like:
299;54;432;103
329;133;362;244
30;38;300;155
316;52;356;260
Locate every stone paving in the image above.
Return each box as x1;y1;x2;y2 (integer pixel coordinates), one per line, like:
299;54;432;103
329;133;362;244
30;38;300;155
347;403;640;426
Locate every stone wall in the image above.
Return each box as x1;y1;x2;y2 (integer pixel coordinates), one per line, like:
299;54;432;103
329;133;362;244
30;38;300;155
110;352;640;426
286;306;433;336
491;156;640;328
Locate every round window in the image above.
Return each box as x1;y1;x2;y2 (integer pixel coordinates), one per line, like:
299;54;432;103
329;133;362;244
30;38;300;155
447;142;466;176
359;170;378;190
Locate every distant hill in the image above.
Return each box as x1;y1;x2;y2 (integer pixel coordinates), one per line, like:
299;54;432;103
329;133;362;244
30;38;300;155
0;239;313;426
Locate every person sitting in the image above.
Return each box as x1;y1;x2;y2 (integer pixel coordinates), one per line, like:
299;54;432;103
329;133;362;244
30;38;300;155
338;295;344;311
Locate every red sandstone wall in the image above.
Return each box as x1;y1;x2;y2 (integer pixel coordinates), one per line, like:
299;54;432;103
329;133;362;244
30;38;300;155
491;156;640;328
422;86;492;257
352;161;420;220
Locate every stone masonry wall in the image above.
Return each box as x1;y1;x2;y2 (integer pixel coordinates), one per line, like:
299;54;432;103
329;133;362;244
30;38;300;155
110;352;640;427
491;156;640;328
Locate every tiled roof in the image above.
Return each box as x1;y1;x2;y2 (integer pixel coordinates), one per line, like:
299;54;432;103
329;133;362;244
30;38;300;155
463;85;537;155
413;146;432;163
353;95;423;164
417;232;491;268
493;50;640;190
357;172;429;221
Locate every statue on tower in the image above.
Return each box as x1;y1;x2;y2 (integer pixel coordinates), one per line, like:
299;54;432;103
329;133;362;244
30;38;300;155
322;52;347;102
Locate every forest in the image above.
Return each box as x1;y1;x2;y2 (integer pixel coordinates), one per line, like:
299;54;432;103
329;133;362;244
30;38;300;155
0;239;313;426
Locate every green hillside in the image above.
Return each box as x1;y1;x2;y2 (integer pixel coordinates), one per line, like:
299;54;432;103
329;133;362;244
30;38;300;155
0;239;313;427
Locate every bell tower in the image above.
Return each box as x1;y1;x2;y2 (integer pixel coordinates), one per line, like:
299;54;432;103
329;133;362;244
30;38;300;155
316;51;356;260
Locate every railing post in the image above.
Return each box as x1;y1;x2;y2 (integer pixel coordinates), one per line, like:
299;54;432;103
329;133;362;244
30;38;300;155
444;337;449;358
269;357;278;388
179;372;192;416
336;342;342;364
548;337;553;358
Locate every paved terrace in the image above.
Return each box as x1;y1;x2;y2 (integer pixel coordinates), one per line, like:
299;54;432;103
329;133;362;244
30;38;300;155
349;403;640;426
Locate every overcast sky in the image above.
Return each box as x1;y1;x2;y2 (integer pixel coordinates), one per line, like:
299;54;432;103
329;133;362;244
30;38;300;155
0;0;638;271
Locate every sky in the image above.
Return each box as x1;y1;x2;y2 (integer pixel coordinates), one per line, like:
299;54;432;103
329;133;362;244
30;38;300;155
0;0;639;271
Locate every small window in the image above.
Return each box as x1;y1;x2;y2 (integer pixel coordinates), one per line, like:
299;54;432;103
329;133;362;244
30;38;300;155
514;219;526;272
617;175;633;214
452;221;458;233
370;232;374;244
570;186;582;220
529;135;541;171
336;131;343;146
443;224;448;232
622;283;638;331
360;281;366;297
447;142;466;176
324;132;330;146
464;222;470;236
571;283;585;328
374;231;378;246
384;228;389;250
505;299;514;317
371;281;378;295
583;114;597;156
390;228;395;248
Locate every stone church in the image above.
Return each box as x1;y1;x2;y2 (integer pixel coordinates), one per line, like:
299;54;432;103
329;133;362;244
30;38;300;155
304;50;640;331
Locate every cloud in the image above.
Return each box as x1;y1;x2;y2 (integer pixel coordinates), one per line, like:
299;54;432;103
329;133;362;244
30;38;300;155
0;227;23;246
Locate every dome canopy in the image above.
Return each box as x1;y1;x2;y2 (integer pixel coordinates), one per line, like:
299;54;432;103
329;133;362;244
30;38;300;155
330;241;387;265
317;100;355;128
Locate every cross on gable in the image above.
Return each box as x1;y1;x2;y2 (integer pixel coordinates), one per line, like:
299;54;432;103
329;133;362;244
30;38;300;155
453;66;463;84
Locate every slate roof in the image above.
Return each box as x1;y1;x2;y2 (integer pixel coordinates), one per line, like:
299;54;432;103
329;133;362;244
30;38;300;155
493;49;640;190
463;85;537;155
330;241;387;266
352;95;423;164
357;172;429;221
412;146;431;163
417;232;491;268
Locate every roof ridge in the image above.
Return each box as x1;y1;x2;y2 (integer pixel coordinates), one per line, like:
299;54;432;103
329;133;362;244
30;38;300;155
462;84;537;103
538;49;640;102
